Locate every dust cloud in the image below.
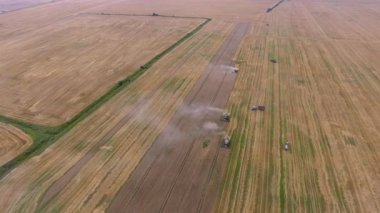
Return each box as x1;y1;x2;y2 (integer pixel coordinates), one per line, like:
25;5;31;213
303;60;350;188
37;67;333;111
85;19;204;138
220;65;237;74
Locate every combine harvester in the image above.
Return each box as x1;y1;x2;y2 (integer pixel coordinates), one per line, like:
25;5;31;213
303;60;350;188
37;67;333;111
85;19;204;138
221;112;230;122
220;112;231;148
223;134;231;148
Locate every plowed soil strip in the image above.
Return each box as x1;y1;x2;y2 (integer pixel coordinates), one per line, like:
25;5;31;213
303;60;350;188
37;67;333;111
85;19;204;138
108;22;250;213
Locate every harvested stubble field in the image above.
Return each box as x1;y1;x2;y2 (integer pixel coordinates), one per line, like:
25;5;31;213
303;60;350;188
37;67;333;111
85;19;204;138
0;0;379;212
0;11;202;125
0;123;32;166
0;13;230;213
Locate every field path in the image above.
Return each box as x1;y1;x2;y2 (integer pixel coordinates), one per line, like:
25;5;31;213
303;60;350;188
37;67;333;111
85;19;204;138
108;22;250;213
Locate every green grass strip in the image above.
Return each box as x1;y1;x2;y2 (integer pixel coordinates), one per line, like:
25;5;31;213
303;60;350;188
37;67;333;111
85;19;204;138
0;17;211;179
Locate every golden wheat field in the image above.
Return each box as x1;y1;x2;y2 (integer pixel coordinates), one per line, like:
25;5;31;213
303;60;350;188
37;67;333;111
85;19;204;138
0;0;379;212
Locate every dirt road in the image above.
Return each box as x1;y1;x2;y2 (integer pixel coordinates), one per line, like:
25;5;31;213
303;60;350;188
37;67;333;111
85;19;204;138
108;22;250;213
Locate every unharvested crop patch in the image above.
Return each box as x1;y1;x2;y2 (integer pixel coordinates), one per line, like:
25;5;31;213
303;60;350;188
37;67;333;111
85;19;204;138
217;0;380;212
218;35;380;213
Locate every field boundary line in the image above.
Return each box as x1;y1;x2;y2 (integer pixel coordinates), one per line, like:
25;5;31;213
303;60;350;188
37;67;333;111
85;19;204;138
0;15;211;179
80;12;211;20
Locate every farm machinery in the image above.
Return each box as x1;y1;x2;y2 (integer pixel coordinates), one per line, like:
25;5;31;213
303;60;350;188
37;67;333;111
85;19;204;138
223;135;231;148
284;140;289;151
251;105;265;111
221;112;230;122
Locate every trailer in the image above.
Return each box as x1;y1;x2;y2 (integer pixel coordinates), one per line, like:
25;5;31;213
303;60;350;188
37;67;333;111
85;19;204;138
251;105;265;111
